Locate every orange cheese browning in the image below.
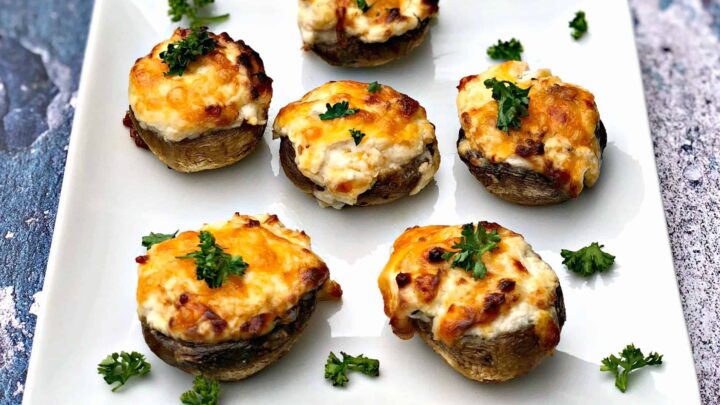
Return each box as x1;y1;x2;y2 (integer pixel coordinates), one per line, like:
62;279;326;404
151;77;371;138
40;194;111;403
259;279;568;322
273;80;438;207
457;61;602;197
137;214;338;344
129;28;272;142
379;223;562;348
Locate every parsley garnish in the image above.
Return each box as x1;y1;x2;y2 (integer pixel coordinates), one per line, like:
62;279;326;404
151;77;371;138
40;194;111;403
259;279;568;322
367;81;382;93
349;129;366;145
178;230;248;288
319;101;359;121
356;0;371;13
160;27;217;76
569;11;588;40
324;351;380;387
442;223;500;279
561;242;615;276
141;231;178;249
168;0;230;27
601;344;663;393
97;351;151;392
180;375;221;405
486;38;524;61
483;78;531;132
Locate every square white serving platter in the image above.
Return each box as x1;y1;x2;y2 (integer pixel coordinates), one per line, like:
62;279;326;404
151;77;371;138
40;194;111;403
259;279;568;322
23;0;701;403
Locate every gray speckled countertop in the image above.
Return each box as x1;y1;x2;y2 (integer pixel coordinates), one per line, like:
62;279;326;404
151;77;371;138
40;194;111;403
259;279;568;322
0;0;718;403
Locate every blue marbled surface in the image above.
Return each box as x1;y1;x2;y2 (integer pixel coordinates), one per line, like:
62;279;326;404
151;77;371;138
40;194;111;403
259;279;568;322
0;0;718;403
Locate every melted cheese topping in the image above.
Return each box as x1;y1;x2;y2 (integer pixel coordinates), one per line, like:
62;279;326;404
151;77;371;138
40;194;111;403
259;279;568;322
457;61;602;198
273;81;438;208
137;214;332;344
129;29;272;142
379;223;562;347
298;0;439;44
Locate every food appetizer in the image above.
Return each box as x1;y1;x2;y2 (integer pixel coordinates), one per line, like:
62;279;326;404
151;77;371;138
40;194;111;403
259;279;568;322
127;27;273;172
378;221;565;382
136;214;342;380
273;80;440;208
456;61;606;205
297;0;440;67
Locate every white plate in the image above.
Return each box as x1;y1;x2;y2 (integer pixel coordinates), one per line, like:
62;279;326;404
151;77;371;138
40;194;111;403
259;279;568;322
23;0;701;403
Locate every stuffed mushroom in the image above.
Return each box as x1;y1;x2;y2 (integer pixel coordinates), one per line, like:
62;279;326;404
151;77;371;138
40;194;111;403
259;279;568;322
127;28;273;172
298;0;439;67
456;61;606;205
378;222;565;382
273;80;440;208
136;214;342;381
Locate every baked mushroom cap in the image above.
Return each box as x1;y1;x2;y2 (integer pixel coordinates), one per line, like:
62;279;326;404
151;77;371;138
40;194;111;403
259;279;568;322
273;80;440;208
456;61;605;205
378;222;565;382
128;28;273;172
298;0;439;67
136;214;341;380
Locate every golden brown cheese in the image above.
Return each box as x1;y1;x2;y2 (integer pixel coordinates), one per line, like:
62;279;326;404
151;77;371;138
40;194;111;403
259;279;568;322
129;29;272;142
378;223;562;347
298;0;439;44
457;61;602;198
137;214;335;344
273;80;438;208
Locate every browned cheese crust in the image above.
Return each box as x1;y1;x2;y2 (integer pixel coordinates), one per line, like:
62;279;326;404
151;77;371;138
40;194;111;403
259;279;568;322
378;223;566;382
128;29;272;172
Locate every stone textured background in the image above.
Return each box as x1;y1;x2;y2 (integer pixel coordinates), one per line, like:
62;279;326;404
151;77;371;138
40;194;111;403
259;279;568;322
0;0;717;403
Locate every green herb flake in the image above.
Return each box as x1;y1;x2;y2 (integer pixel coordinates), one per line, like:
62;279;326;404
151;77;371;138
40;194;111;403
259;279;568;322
601;344;663;393
569;11;588;40
141;231;178;249
442;223;501;279
160;27;217;76
349;128;366;145
486;38;524;61
561;242;615;276
180;375;221;405
356;0;371;13
483;78;531;132
178;230;248;288
97;351;151;392
367;81;382;93
324;351;380;387
168;0;230;27
319;101;360;121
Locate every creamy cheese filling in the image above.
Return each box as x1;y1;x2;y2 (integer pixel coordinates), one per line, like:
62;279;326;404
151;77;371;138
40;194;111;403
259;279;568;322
277;121;433;208
456;61;602;196
298;0;437;45
379;225;562;344
129;30;270;142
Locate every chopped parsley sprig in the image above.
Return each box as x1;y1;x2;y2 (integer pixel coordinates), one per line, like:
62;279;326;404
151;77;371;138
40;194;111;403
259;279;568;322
443;223;501;279
319;101;359;120
356;0;371;13
349;129;366;145
601;344;663;393
178;230;248;288
180;375;221;405
561;242;615;276
160;27;217;76
324;352;380;387
141;231;178;249
168;0;230;28
97;351;151;392
569;11;589;40
483;78;531;132
487;38;524;61
367;81;382;93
